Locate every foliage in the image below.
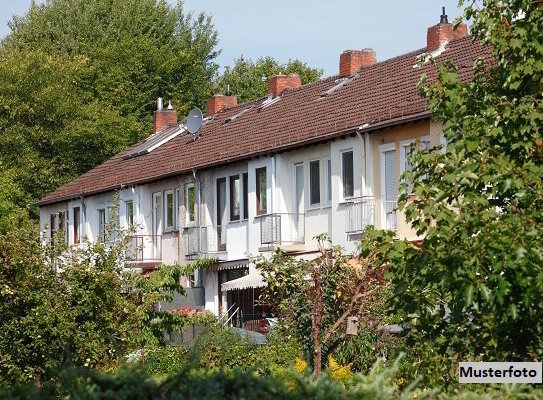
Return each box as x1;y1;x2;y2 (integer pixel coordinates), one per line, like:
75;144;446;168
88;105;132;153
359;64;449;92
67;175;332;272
185;324;300;375
355;0;543;387
214;56;323;103
3;357;542;400
0;213;211;387
257;235;393;376
0;0;219;219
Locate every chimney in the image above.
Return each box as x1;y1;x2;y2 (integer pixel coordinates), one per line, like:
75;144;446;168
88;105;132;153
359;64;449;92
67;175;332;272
153;98;177;133
339;49;376;77
268;73;302;97
427;7;468;51
206;94;238;116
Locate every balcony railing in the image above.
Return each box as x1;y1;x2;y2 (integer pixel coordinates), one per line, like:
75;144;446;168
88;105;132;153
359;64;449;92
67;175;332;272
183;226;226;260
126;235;162;262
345;197;398;234
258;213;305;247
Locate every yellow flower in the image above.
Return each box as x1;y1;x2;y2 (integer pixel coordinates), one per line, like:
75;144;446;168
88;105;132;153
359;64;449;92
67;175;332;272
294;357;308;373
327;355;353;383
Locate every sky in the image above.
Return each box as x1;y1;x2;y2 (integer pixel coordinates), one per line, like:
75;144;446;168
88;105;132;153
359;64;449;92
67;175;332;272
0;0;465;77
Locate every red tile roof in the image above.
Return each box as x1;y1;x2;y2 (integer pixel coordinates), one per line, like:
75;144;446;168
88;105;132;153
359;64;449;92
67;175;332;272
40;36;492;205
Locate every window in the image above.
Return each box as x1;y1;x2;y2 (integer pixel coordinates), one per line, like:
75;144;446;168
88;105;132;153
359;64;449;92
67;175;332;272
164;190;174;231
309;160;321;206
73;207;81;244
125;201;133;228
152;192;162;236
341;151;354;198
229;175;240;221
256;167;267;215
400;140;415;194
242;173;248;220
186;185;195;223
175;188;180;229
325;158;332;205
50;213;57;246
98;209;106;240
216;178;227;251
294;163;304;215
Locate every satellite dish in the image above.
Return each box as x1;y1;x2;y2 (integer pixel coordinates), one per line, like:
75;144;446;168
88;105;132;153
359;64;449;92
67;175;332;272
186;108;203;135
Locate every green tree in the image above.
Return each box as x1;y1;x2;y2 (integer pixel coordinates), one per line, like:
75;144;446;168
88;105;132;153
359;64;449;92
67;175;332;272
258;236;391;377
360;0;543;384
214;56;323;103
0;0;219;218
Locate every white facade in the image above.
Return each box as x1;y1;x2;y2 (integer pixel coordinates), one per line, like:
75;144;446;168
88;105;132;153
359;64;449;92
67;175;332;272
40;119;443;316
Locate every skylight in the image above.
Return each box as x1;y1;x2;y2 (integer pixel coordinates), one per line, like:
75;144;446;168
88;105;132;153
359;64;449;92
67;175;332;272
320;74;358;97
224;106;253;123
122;126;184;159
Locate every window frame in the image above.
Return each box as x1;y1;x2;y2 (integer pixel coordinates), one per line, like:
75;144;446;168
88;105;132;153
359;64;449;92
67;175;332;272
308;159;321;207
175;188;180;230
255;167;267;215
98;208;106;240
73;206;81;244
229;175;241;222
400;139;416;194
324;157;332;206
341;150;354;200
242;173;248;220
164;189;175;232
125;201;134;229
186;184;195;225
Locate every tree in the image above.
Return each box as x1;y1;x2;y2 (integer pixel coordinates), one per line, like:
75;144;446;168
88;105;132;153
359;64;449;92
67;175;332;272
214;56;323;103
257;235;390;377
0;0;219;218
361;0;543;382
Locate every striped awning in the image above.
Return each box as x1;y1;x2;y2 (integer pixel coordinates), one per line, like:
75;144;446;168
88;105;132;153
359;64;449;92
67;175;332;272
221;271;266;291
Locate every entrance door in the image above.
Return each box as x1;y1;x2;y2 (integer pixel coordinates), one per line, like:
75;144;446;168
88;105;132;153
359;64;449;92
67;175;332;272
152;192;162;258
381;148;397;229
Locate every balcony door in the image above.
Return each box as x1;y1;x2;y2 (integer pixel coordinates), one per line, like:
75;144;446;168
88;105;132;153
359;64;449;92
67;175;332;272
380;144;398;230
216;178;227;251
152;192;162;258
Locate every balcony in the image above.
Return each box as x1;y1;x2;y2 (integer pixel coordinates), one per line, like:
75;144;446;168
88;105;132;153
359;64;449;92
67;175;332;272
183;226;227;260
345;197;398;237
257;213;305;251
126;235;162;264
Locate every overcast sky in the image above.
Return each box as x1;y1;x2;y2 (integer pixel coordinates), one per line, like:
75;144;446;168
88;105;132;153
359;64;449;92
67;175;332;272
0;0;465;77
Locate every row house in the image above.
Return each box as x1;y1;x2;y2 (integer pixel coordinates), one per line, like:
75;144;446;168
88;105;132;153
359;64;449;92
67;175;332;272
39;12;491;322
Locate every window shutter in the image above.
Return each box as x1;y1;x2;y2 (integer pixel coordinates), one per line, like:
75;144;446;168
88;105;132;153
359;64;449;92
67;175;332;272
384;150;397;200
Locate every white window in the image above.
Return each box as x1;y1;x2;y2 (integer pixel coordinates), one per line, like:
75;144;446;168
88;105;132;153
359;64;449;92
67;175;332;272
294;163;304;215
400;139;415;194
175;188;180;230
341;150;354;199
125;201;134;228
164;190;174;231
379;143;398;230
152;192;162;235
325;157;332;206
229;175;240;221
98;208;106;240
186;185;195;224
309;160;321;207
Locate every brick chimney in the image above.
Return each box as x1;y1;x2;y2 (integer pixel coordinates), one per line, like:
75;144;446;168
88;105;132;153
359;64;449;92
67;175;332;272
153;98;177;133
268;73;302;97
427;7;468;51
339;49;376;77
206;94;238;116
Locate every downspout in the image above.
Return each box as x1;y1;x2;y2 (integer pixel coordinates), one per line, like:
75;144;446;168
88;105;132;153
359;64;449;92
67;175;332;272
192;169;202;287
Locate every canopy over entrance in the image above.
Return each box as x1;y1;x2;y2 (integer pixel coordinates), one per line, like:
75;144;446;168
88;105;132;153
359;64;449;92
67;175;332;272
221;271;265;291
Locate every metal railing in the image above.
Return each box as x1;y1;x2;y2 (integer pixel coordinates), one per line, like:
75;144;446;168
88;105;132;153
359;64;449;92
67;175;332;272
183;225;227;259
258;213;305;246
345;197;398;233
126;235;162;262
